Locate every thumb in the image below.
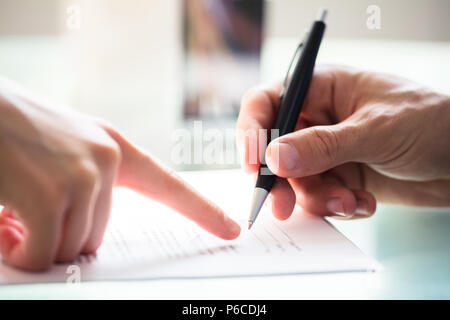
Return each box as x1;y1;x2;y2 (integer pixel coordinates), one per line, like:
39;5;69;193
265;123;362;178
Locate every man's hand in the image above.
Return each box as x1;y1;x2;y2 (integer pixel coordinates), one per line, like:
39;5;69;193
237;65;450;221
0;77;240;271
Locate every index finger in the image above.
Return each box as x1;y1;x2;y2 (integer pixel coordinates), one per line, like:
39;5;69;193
104;126;241;240
236;83;282;173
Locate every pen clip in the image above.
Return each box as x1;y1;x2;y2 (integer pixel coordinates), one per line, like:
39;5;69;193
280;33;308;99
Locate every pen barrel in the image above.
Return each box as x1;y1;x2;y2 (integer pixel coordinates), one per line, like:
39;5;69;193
255;165;276;190
273;20;326;137
255;21;325;191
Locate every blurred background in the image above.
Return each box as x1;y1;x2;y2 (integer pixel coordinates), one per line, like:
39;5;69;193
1;0;450;170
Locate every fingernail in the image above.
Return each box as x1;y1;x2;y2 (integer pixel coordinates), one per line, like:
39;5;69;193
326;198;345;215
326;198;355;219
355;199;372;217
268;142;299;171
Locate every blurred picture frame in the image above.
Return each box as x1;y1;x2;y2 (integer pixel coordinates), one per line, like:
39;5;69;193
182;0;265;119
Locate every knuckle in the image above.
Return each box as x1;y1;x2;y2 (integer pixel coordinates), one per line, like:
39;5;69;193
241;87;273;113
363;107;390;124
72;160;100;191
92;141;122;169
310;127;339;162
241;87;261;106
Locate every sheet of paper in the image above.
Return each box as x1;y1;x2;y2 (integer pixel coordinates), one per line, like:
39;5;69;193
0;170;380;284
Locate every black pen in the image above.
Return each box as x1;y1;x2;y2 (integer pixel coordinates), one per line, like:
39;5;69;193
248;8;328;229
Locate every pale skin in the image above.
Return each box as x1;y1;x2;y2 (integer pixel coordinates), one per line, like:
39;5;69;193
0;77;241;271
237;65;450;221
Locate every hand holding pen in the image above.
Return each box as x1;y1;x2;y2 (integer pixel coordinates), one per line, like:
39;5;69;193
237;18;450;225
245;8;329;228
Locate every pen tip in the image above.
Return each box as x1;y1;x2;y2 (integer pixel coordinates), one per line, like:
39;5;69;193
247;187;269;230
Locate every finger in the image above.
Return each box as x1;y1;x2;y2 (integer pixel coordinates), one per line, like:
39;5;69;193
82;186;113;255
266;121;364;178
82;144;121;254
351;189;376;220
0;207;16;219
0;156;63;270
270;178;296;221
55;161;100;262
0;205;62;271
0;211;24;234
328;189;376;220
0;225;23;263
289;173;376;219
236;84;282;173
363;165;450;207
104;127;241;240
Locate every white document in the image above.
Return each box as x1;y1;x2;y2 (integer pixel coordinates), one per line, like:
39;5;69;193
0;170;380;284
